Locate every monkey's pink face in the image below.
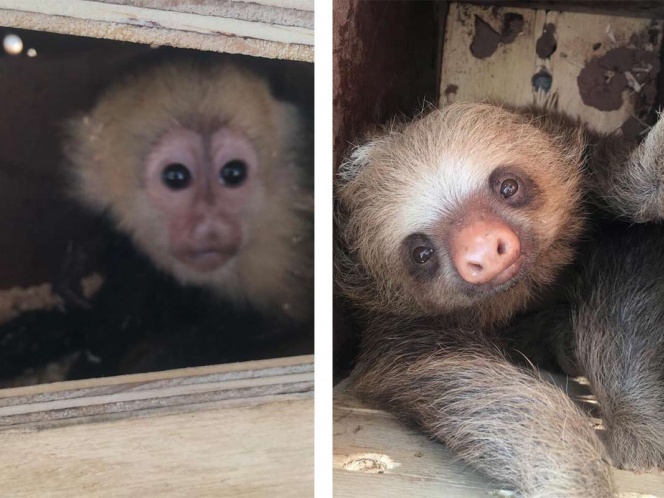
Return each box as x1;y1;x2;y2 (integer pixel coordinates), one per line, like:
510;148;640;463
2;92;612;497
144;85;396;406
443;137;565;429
144;127;259;273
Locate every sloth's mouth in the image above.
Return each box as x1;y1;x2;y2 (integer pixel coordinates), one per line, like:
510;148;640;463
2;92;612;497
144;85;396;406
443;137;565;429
459;252;527;297
490;256;524;286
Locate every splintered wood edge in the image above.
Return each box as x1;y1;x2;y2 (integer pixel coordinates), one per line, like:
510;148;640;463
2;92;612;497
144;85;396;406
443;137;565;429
0;0;314;62
0;354;314;432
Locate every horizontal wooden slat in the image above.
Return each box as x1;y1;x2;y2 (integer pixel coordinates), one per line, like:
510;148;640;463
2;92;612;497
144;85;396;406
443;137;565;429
95;0;313;28
0;0;313;61
0;395;313;497
0;354;313;431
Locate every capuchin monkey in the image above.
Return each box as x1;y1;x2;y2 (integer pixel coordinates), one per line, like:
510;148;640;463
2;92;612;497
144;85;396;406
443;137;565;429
335;101;664;497
0;57;313;381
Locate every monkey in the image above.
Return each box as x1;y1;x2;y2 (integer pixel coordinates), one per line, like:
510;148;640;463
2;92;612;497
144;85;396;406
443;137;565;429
335;101;664;497
0;57;313;382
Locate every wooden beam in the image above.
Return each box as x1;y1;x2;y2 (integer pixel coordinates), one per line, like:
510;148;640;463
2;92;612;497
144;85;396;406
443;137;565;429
0;0;313;61
0;354;313;431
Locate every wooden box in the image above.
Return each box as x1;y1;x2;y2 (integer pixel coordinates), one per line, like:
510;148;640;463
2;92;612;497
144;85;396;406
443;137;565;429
333;2;664;496
0;2;313;496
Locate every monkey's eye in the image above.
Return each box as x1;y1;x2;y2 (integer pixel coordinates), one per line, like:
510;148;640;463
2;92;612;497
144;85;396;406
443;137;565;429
500;179;519;198
413;246;434;264
220;160;248;187
162;163;192;190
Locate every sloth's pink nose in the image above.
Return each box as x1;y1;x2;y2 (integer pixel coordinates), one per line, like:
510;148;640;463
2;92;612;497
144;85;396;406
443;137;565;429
452;219;521;285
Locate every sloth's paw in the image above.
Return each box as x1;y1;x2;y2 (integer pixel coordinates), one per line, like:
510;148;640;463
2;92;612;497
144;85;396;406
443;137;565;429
605;422;664;472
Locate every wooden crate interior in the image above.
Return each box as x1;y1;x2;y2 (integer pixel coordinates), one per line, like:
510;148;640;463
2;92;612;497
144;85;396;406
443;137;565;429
0;2;314;496
0;0;313;384
333;1;664;496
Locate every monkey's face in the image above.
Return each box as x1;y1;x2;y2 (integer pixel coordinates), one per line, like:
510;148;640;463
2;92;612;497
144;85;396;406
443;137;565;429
336;102;586;320
67;62;313;320
144;126;258;273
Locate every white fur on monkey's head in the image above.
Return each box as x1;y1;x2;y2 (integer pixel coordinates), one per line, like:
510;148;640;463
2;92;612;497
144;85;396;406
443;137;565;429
64;61;313;323
336;101;587;324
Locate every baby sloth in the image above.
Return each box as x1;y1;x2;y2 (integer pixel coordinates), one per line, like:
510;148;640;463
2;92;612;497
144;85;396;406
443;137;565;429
0;59;313;380
336;101;664;497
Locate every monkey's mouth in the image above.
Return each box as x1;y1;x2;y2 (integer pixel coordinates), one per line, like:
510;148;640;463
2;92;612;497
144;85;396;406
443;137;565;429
175;248;237;272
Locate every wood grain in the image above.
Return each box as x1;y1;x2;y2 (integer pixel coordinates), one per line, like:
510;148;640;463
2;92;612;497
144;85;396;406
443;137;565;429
0;355;313;431
0;355;313;497
0;0;313;61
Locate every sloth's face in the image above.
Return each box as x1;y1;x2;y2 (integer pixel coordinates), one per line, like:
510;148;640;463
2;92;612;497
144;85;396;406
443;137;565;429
336;102;585;318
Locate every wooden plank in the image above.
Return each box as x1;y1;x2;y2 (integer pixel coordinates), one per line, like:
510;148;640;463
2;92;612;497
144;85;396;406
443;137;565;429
334;381;664;498
440;3;663;135
0;354;313;431
95;0;313;29
0;0;313;62
494;1;664;19
0;396;313;497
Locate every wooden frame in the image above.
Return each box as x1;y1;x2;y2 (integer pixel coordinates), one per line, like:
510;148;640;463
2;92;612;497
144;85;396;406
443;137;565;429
0;0;314;61
0;2;315;495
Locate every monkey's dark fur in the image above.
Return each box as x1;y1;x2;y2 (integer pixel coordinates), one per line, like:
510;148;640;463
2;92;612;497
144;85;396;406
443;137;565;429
335;102;664;497
0;57;313;381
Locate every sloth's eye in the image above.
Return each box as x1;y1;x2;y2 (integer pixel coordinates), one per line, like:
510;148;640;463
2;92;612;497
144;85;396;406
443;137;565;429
162;163;192;190
220;160;248;186
413;246;435;264
500;178;519;198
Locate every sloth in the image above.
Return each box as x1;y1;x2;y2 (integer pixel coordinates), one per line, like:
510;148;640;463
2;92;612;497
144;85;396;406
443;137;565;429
0;58;313;381
335;101;664;497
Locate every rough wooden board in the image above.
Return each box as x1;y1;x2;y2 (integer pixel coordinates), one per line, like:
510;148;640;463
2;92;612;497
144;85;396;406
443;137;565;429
0;0;313;61
334;381;664;498
440;3;662;134
441;4;539;108
95;0;313;29
0;354;313;431
543;10;661;135
0;396;313;497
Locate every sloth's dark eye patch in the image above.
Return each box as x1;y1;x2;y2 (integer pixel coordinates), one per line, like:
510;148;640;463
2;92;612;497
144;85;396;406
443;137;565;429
413;246;435;264
403;233;439;280
500;178;519;198
489;166;536;208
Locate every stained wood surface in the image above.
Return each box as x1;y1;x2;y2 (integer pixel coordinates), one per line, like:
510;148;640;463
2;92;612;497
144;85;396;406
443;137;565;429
0;0;313;61
334;380;664;498
440;3;663;135
0;355;313;497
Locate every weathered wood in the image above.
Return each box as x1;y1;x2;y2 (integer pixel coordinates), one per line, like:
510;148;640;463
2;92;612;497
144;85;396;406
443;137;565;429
0;398;313;497
95;0;313;29
0;356;313;496
0;0;313;61
0;354;313;431
493;1;664;19
334;380;664;498
440;3;663;135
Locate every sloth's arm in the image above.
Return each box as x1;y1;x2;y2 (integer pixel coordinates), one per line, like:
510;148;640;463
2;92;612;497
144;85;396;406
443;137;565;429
587;118;664;222
352;322;614;497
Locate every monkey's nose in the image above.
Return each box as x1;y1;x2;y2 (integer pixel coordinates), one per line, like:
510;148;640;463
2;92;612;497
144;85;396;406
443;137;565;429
451;219;521;285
